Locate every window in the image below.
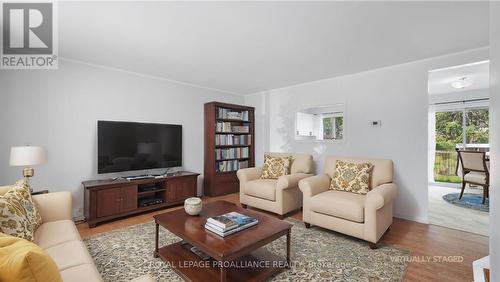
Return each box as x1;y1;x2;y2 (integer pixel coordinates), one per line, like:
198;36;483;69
322;113;343;140
432;101;489;184
295;104;345;141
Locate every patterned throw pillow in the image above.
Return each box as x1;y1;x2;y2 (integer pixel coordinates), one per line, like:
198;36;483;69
0;179;42;241
261;155;292;179
330;160;374;194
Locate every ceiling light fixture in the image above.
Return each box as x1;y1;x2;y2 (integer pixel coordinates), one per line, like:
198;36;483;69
451;77;473;89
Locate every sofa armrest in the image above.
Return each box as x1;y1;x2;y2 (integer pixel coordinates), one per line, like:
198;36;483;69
277;173;313;190
236;167;262;183
32;192;72;223
298;174;331;198
365;183;398;210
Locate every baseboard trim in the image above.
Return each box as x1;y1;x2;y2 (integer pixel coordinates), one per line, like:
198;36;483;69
394;213;428;224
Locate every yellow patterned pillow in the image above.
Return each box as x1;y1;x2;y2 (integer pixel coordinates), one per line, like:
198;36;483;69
330;160;374;194
261;155;292;179
0;180;42;241
0;233;63;282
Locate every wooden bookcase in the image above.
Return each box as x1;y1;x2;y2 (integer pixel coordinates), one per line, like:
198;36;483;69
204;102;255;196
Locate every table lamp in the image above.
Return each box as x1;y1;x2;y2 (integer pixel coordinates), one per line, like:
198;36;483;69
9;146;47;192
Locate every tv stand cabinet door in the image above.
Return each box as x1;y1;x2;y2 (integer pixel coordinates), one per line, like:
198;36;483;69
165;176;197;203
120;185;138;213
96;187;122;218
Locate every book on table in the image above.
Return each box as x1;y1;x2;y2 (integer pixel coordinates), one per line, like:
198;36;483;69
205;212;258;237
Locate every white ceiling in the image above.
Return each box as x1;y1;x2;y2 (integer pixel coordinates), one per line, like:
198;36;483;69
428;61;490;95
59;1;489;95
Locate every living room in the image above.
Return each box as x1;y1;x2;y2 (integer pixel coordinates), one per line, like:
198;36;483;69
0;1;499;282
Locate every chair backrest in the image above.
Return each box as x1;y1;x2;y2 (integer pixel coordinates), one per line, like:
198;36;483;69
457;150;488;173
265;152;313;174
324;156;393;188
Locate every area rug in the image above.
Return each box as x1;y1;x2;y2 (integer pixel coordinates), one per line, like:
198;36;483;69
443;193;489;212
83;219;410;282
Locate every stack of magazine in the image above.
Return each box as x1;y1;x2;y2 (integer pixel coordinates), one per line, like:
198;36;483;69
205;212;258;237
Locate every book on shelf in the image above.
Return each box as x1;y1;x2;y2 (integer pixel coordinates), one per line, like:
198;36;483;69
215;122;250;133
215;160;248;172
215;147;249;160
215;134;251;146
205;212;258;237
217;108;249;121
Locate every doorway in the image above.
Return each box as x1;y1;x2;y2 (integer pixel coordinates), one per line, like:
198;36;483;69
427;61;490;236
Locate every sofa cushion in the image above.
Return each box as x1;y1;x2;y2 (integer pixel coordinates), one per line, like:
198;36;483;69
0;233;63;282
45;240;94;271
310;190;365;223
60;263;103;282
34;220;82;249
464;172;487;184
330;160;374;195
244;179;277;201
261;155;291;179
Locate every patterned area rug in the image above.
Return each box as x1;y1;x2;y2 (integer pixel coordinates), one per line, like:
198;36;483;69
443;193;489;212
83;219;410;281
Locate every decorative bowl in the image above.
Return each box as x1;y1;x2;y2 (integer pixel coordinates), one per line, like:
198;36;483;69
184;197;202;215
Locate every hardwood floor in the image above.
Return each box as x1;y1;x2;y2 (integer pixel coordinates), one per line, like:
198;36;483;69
76;193;488;282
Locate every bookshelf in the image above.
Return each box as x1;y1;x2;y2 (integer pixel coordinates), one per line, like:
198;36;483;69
204;102;255;196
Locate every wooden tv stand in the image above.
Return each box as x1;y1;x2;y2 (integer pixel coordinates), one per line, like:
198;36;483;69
82;171;199;228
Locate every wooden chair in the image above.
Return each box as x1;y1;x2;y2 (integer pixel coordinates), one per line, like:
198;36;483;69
456;150;490;204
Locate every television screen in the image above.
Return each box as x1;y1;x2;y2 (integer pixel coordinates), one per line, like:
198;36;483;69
98;121;182;174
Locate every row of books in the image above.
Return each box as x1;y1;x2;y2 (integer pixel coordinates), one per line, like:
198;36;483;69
205;212;258;237
217;108;250;121
215;160;248;172
215;134;251;146
215;122;250;133
215;147;249;160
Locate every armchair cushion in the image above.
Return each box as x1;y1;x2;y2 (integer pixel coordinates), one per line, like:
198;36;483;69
237;167;262;183
277;173;313;190
330;161;374;195
310;190;365;223
261;155;291;179
464;172;487;184
243;179;277;201
264;152;313;174
298;174;331;197
365;183;398;210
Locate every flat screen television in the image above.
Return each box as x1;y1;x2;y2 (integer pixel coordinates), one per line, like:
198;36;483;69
98;121;182;174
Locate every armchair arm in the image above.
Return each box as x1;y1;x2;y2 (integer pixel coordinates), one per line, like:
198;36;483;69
277;173;314;190
365;183;398;210
32;192;73;223
236;167;262;183
298;174;331;198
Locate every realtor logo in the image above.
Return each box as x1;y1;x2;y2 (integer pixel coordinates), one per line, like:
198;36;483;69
1;2;58;69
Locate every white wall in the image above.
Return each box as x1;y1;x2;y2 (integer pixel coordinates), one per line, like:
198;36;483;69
489;2;499;280
0;59;243;218
245;47;488;223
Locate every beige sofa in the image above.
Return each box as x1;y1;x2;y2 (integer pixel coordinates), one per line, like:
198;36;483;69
237;152;313;217
0;186;153;282
298;156;397;248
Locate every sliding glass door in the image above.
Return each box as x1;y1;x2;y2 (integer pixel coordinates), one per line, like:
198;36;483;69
433;104;489;183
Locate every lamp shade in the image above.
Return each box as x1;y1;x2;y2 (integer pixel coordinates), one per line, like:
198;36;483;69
9;146;46;166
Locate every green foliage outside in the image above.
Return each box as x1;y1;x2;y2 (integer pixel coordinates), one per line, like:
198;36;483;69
434;109;489;183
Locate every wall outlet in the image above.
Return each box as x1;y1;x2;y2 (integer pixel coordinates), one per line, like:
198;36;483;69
370;120;382;127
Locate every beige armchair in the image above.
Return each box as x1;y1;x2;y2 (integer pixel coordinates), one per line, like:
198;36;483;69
299;156;397;248
237;153;313;218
